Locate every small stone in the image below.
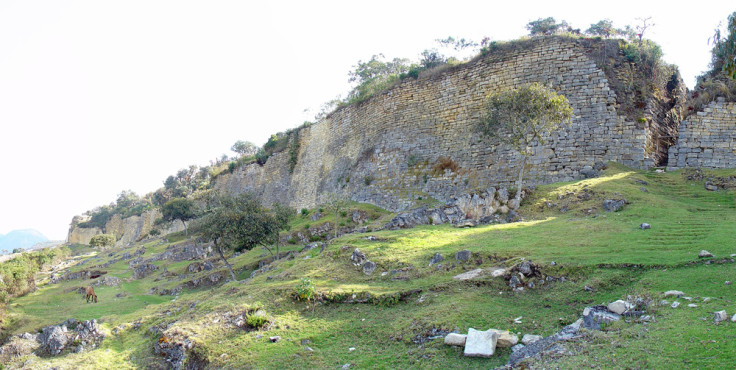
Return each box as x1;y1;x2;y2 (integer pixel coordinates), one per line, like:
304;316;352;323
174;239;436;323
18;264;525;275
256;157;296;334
491;268;506;277
341;364;351;370
688;304;698;308
509;275;521;288
513;316;523;324
455;250;471;262
348;347;355;352
489;330;518;347
521;334;543;345
269;336;281;343
726;281;732;285
429;253;444;266
602;199;626;212
698;250;714;258
660;300;669;306
664;290;685;298
714;310;728;323
463;328;497;358
731;313;736;322
608;300;632;315
640;223;651;230
362;261;376;275
453;269;484;281
444;333;466;346
304;346;314;352
519;261;533;276
671;301;680;308
584;285;594;292
703;297;712;302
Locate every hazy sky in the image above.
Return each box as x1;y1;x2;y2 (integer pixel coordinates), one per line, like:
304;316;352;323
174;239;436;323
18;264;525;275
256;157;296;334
1;1;733;240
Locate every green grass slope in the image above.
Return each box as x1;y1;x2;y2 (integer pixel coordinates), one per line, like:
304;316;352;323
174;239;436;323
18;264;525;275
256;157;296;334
1;164;735;369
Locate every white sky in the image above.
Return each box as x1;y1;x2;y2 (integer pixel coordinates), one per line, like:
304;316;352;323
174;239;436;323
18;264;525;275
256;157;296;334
1;1;734;240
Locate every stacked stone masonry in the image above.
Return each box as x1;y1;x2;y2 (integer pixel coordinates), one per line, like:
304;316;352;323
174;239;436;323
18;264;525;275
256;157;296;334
667;99;736;169
214;38;676;212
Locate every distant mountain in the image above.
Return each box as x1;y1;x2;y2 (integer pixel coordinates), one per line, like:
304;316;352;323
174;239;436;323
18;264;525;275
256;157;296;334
0;229;49;254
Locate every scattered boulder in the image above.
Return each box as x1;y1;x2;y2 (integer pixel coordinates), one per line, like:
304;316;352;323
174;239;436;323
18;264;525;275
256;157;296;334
664;290;685;298
490;330;518;347
187;261;215;273
582;306;621;330
731;313;736;322
519;261;533;276
36;319;105;356
94;276;121;287
698;250;715;258
309;212;323;221
429;253;444;266
154;334;192;370
444;333;466;346
350;249;366;266
301;242;325;253
491;268;506;278
463;328;497;358
521;334;543;345
362;261;376;275
671;301;681;308
640;223;651;230
714;310;728;323
508;275;521;288
580;165;599;179
507;320;582;367
269;336;281;343
454;219;477;228
453;269;484;281
602;199;626;212
455;250;471;262
133;263;159;279
607;300;633;315
511;344;525;353
38;325;68;355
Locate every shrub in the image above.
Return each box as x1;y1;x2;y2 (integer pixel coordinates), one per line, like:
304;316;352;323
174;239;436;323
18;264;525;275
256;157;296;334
300;208;310;216
245;311;269;329
294;278;317;302
407;154;420;168
432;157;460;174
364;175;374;186
89;234;116;248
228;162;237;173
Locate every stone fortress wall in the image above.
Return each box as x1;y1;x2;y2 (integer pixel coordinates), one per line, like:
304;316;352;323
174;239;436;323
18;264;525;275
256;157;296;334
214;37;681;212
667;98;736;169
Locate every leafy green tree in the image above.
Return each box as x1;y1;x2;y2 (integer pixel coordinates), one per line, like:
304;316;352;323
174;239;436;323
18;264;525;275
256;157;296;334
89;234;116;248
710;11;736;79
162;197;197;236
347;54;411;103
324;194;349;239
12;248;24;254
479;83;573;206
526;17;563;36
231;140;258;157
419;49;446;69
271;202;295;260
587;19;616;38
197;193;280;281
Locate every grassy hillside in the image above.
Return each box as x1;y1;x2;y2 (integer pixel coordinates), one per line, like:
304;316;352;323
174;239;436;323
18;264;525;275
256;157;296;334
1;164;735;369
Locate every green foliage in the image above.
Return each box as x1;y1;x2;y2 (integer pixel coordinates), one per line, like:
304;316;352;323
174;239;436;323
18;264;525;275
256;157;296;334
231;140;258;157
162;197;197;235
363;175;374;186
11;248;24;254
526;17;563;36
255;148;269;166
0;247;69;303
480;83;573;152
294;277;316;302
347;54;410;104
300;208;309;216
89;234;116;248
288;132;300;174
245;311;269;329
586;19;616;38
407;154;420;168
709;11;736;79
228;162;236;173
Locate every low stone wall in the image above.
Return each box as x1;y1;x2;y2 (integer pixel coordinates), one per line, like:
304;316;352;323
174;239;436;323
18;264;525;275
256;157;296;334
667;98;736;169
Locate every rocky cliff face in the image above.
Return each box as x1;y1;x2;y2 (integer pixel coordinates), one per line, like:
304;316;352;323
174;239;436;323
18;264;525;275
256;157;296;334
67;210;185;247
214;37;684;212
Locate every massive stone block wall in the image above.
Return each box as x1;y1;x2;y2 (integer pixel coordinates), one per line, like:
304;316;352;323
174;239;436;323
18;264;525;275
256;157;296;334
667;98;736;169
67;209;185;246
215;38;677;212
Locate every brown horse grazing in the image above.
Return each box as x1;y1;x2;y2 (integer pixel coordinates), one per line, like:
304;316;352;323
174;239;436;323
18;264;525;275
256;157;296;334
85;286;98;303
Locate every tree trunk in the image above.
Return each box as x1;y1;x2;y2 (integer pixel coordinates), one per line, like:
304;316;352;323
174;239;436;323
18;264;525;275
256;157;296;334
182;220;188;237
515;154;528;205
216;243;237;281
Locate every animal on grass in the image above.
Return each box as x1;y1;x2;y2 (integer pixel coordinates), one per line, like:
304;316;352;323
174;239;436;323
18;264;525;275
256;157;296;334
85;286;98;303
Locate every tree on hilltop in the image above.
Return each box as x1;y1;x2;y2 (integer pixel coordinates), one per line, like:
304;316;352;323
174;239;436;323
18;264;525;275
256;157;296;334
479;83;573;206
710;11;736;79
162;197;197;237
586;19;616;38
197;193;282;281
231;140;258;157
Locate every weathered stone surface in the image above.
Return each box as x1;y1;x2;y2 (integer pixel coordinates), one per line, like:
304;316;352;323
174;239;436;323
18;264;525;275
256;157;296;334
453;269;484;281
698;250;714;258
519;261;533;276
464;328;497;358
603;199;626;212
455;250;471;262
640;223;651;229
444;333;466;346
429;253;444;266
507;319;582;366
607;300;632;315
521;334;543;345
489;330;519;347
133;263;159;279
582;306;621;330
664;290;685;297
668;100;736;170
362;261;376;275
671;301;681;308
714;310;728;323
350;249;366;266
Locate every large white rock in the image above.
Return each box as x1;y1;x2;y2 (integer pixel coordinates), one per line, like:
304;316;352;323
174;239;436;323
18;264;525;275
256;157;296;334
731;313;736;323
491;268;507;278
664;290;685;298
608;300;632;315
521;334;543;345
444;333;466;346
488;329;518;347
453;269;484;281
464;328;498;358
698;250;714;258
714;310;728;323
